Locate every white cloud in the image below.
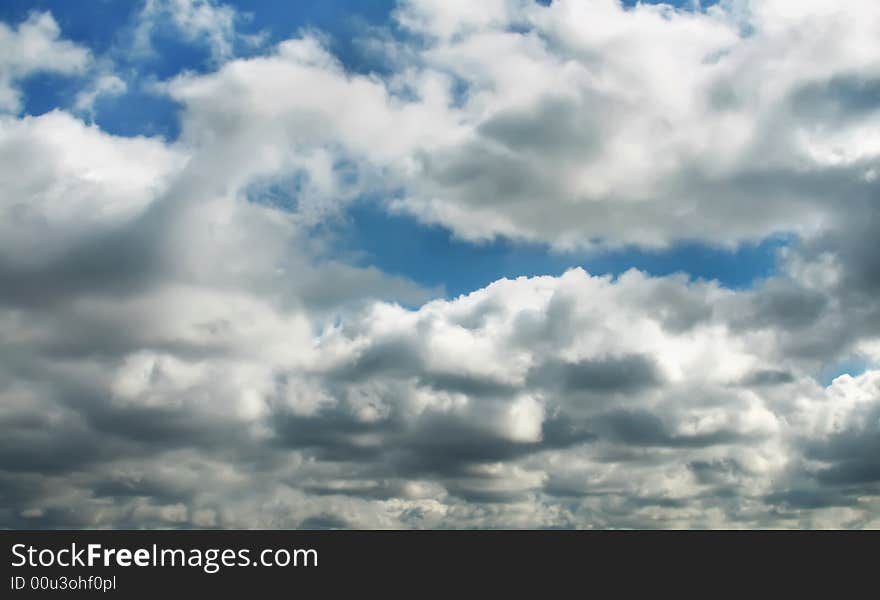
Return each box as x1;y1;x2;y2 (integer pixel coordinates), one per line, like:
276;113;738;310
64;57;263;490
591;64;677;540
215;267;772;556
163;34;462;216
0;12;90;112
384;0;880;247
0;110;184;266
140;0;880;250
134;0;264;63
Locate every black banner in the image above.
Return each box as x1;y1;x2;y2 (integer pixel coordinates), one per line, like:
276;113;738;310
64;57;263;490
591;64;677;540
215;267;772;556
1;530;875;596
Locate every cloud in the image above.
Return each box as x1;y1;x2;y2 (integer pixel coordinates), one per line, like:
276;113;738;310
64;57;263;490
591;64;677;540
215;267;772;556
381;0;880;248
133;0;264;63
4;236;880;526
73;74;127;116
1;2;880;529
0;12;90;112
0;111;184;287
134;0;880;252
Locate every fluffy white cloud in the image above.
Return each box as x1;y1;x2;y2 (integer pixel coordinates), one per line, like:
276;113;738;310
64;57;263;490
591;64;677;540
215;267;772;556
383;0;880;247
139;0;880;250
0;12;90;112
134;0;264;63
161;35;465;227
0;111;184;267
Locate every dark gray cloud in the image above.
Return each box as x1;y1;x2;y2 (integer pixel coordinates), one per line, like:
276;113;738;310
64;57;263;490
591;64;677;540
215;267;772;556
477;95;604;160
0;223;160;309
596;410;751;449
298;514;352;530
805;406;880;487
790;74;880;123
739;370;796;387
532;354;661;394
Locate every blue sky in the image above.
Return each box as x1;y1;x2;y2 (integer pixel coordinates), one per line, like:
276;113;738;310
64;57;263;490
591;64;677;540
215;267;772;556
337;203;789;298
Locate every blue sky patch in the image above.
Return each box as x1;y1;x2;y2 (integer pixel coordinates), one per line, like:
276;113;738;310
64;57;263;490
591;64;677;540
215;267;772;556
332;202;790;298
820;357;871;387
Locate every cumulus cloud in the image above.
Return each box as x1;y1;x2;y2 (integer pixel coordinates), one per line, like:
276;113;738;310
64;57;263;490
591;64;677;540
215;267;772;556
133;0;264;63
3;260;880;527
1;1;880;529
384;0;880;248
0;111;183;274
133;0;880;251
0;12;90;112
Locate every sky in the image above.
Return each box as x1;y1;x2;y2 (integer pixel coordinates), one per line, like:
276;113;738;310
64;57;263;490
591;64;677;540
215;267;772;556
0;0;879;529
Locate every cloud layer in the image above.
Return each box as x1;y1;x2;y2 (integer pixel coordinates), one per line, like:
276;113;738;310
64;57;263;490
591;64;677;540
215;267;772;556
1;1;879;528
